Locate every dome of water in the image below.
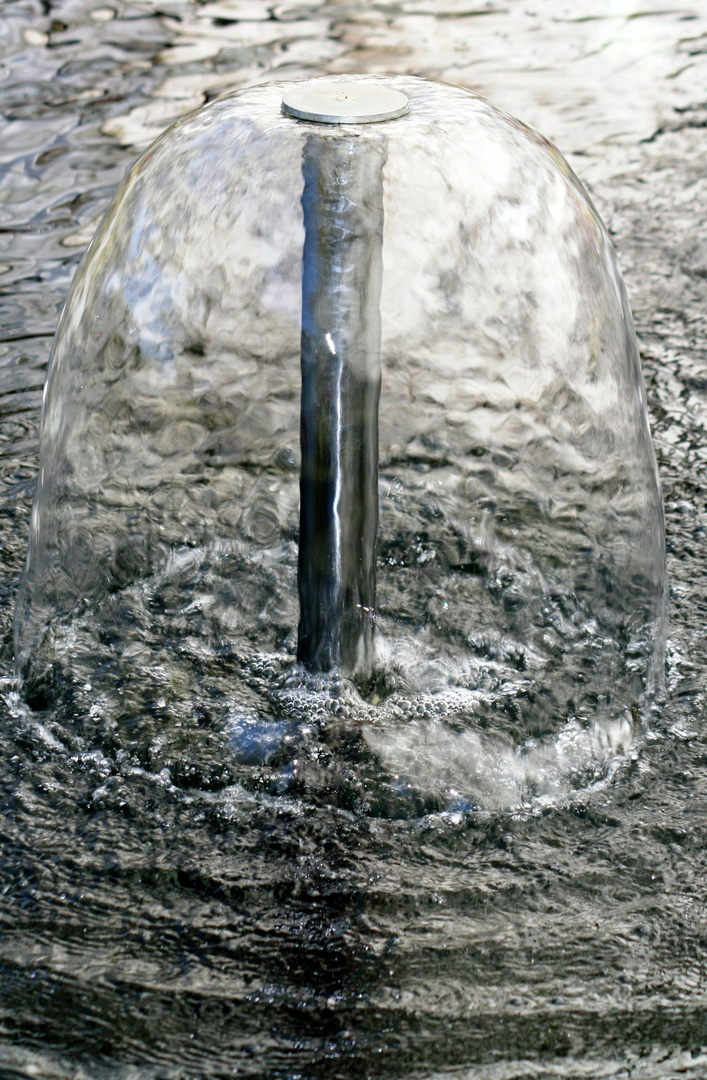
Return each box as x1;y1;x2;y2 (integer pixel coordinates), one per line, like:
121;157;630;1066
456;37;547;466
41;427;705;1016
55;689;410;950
14;75;665;813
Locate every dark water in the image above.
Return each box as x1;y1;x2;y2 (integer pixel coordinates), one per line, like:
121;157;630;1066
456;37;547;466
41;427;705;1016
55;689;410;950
1;3;707;1078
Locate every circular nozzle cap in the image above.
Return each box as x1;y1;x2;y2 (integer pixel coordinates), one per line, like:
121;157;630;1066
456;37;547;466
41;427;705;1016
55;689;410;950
282;80;409;125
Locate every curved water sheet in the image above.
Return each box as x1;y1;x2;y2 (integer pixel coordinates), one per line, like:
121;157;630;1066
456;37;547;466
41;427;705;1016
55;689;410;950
14;76;665;815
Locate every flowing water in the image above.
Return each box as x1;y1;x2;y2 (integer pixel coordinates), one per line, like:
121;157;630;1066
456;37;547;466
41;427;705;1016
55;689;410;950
0;3;707;1078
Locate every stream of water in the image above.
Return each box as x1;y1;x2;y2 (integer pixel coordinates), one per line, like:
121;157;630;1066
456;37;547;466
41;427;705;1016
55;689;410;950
1;3;707;1078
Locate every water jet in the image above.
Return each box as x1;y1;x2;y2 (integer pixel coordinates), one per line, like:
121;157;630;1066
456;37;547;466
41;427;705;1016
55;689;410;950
14;76;665;810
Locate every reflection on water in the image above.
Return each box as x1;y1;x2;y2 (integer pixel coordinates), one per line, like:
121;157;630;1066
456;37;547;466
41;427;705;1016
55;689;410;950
0;3;706;1079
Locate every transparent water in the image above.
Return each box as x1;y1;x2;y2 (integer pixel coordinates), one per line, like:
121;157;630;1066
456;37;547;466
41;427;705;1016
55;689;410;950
0;3;706;1079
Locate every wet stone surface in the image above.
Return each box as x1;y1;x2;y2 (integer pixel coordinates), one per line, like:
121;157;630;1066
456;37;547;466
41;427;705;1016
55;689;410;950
0;2;707;1079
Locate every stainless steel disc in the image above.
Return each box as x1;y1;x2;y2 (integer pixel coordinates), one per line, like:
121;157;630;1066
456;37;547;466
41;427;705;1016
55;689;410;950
282;80;409;125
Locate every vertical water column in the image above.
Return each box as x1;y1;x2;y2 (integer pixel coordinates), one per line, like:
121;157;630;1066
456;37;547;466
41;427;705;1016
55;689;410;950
297;134;384;679
282;81;408;680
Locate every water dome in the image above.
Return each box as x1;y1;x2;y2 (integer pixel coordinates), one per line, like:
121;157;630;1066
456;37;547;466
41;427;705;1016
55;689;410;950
15;76;665;811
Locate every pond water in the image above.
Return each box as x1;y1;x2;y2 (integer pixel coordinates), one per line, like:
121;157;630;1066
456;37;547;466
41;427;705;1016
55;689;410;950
1;2;707;1078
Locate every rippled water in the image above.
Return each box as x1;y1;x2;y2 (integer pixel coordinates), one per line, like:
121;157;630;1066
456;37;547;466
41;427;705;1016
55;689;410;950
1;3;707;1079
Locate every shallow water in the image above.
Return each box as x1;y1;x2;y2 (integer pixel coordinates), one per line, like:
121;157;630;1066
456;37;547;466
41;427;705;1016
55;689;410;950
1;2;707;1078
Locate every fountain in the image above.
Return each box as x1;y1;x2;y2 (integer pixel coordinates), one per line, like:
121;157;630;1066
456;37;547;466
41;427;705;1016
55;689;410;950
14;76;665;811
